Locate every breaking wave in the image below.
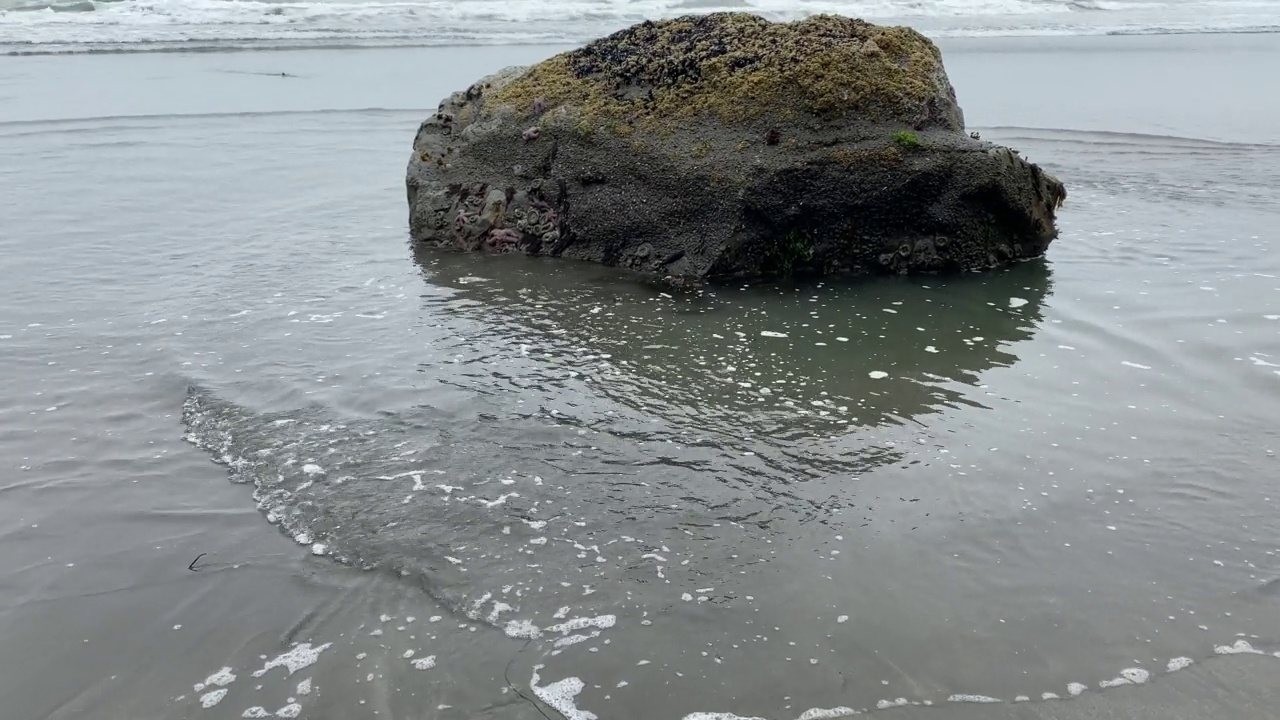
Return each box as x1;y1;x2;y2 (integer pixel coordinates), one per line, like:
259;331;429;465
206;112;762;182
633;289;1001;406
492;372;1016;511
3;0;1279;54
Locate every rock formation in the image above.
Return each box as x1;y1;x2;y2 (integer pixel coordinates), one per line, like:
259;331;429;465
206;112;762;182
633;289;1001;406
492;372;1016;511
406;12;1066;284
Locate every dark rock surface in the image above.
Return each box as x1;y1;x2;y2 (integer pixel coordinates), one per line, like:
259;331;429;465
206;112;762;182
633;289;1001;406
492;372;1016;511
406;12;1066;284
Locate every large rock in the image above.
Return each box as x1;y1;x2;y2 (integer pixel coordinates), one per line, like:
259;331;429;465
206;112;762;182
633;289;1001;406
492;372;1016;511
406;12;1066;284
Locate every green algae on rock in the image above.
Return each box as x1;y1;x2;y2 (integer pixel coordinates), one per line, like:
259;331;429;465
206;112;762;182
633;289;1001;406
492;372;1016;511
406;12;1066;284
486;13;963;132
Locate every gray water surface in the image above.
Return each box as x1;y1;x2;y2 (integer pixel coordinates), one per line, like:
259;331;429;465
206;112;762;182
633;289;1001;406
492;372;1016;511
1;36;1279;720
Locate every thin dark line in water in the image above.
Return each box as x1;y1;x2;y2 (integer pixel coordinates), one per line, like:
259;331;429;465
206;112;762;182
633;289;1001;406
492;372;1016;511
504;638;558;720
188;552;207;571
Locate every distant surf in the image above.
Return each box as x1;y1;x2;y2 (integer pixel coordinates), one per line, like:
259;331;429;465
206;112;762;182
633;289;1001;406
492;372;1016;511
3;0;1279;55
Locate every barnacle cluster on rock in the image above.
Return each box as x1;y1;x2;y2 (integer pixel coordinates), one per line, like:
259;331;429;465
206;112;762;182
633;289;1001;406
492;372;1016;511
485;12;960;134
427;181;563;255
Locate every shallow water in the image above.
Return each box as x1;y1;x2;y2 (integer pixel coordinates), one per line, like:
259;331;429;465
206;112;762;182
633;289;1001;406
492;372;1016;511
2;35;1279;720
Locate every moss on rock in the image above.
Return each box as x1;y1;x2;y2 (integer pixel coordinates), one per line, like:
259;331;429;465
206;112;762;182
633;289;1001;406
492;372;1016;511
485;13;959;134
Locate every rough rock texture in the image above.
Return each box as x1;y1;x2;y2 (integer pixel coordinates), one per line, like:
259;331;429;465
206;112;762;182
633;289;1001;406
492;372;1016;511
406;12;1066;284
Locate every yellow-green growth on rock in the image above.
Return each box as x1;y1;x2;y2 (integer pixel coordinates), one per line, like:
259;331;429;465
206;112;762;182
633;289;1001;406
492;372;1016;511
485;13;962;133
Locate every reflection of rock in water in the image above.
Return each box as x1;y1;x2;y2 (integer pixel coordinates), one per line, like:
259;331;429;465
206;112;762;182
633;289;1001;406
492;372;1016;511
411;245;1052;443
183;250;1049;642
182;384;907;628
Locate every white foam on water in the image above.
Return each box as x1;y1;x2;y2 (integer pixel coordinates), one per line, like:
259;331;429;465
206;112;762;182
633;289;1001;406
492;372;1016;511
1120;668;1150;684
505;620;541;639
1215;640;1265;655
868;371;888;379
251;642;332;678
836;615;849;624
1009;297;1029;308
530;665;597;720
1167;657;1194;672
683;714;767;720
275;704;301;719
488;601;513;623
242;708;271;719
876;698;908;709
554;632;599;648
1120;361;1152;370
1067;682;1088;696
301;464;324;476
760;331;788;338
200;667;237;689
310;543;327;555
295;678;312;695
412;655;437;670
948;694;1001;703
1014;695;1030;702
796;708;857;719
200;689;228;708
1265;315;1279;320
1042;692;1061;700
544;615;615;634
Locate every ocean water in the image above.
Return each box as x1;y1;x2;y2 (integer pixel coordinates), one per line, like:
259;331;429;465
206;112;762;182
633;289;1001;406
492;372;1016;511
2;15;1280;720
2;0;1280;54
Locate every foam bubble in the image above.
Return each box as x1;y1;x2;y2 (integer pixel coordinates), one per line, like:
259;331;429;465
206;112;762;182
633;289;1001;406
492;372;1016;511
760;331;788;338
200;689;228;708
505;620;542;639
202;667;237;688
1167;657;1194;672
868;371;888;379
545;615;615;634
412;656;437;670
1067;682;1088;696
242;708;271;719
251;643;332;678
301;464;324;476
796;708;857;719
876;698;908;709
1121;668;1150;684
1121;361;1152;370
296;678;312;695
1214;640;1265;655
275;704;301;718
1009;297;1028;308
948;694;1000;703
531;666;597;720
836;615;849;624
